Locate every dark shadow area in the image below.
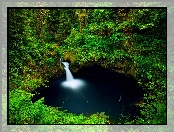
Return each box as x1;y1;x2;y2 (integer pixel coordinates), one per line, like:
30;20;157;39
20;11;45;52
31;65;144;124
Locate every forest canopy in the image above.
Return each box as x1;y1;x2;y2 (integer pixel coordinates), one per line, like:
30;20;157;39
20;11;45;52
8;7;167;125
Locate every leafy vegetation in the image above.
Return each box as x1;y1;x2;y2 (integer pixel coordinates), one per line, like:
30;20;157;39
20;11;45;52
9;90;109;124
8;7;166;124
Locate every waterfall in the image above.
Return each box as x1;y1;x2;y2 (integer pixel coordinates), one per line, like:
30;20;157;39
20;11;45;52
60;60;85;89
61;62;74;82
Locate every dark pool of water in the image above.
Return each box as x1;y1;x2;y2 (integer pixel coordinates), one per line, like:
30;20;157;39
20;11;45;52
32;65;144;124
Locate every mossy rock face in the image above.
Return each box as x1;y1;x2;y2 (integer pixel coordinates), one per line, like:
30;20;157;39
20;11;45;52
62;52;77;65
103;59;137;79
67;57;137;80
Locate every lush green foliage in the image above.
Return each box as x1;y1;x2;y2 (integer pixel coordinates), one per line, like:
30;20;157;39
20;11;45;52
9;89;109;124
9;8;166;124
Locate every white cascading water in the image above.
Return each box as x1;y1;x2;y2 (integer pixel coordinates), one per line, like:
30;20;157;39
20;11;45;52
61;61;85;89
61;62;74;81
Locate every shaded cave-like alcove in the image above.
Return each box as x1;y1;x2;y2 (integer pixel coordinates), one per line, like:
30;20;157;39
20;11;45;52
31;64;144;124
